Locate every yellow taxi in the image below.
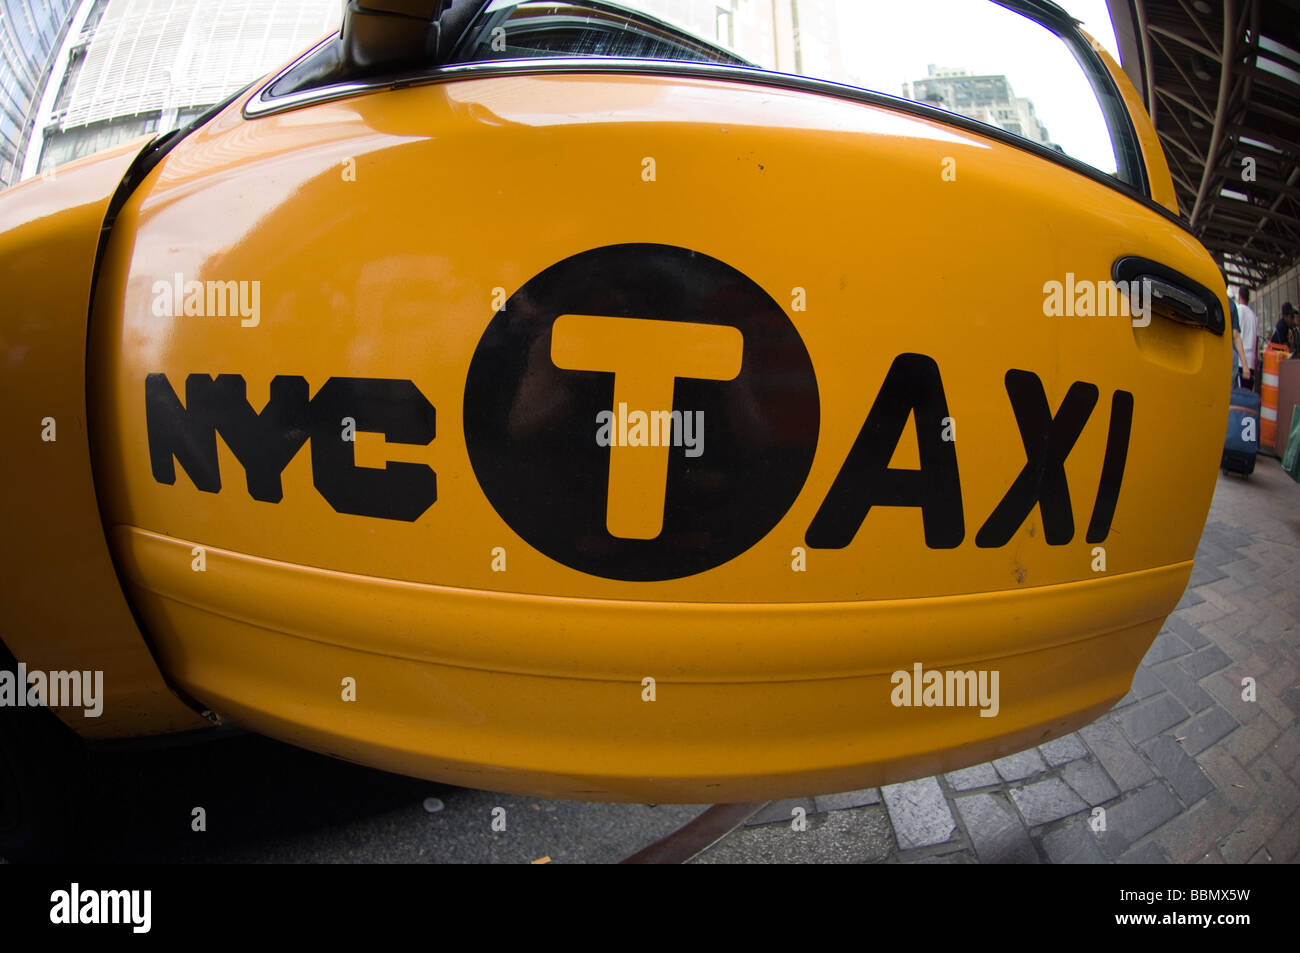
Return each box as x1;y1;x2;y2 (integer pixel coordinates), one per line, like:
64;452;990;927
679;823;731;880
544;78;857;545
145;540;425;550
0;0;1228;857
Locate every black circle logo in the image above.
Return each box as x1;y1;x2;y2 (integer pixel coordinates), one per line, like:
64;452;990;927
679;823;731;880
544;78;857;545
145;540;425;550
464;243;819;581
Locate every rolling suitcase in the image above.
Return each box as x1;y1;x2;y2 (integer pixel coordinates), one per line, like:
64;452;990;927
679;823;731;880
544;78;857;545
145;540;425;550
1222;386;1261;476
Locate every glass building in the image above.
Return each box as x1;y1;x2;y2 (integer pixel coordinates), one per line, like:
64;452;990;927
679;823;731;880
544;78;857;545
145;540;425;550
0;0;77;186
20;0;339;181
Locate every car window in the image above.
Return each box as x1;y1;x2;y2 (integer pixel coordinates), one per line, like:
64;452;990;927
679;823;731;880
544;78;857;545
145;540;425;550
452;0;1131;185
455;1;751;65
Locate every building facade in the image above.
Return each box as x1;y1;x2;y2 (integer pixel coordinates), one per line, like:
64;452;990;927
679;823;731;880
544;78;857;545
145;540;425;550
0;0;77;186
905;65;1051;145
22;0;340;180
636;0;844;78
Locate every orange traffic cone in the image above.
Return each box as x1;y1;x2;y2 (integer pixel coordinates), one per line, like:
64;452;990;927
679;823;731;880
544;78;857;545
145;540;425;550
1261;343;1289;450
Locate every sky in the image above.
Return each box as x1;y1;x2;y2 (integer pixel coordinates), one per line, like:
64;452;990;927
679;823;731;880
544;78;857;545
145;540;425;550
832;0;1123;172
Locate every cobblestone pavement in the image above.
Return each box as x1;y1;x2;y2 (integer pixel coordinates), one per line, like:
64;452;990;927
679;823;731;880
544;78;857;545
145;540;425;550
695;457;1300;864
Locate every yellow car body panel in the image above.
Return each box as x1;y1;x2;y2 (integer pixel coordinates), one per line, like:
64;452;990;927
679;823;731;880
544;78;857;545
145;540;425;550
0;140;210;738
113;524;1176;800
75;68;1228;800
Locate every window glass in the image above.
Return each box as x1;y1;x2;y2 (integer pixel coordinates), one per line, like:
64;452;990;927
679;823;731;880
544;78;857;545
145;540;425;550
454;0;1126;181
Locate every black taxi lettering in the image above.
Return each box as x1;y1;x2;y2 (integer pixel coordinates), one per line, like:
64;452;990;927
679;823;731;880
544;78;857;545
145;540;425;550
142;245;1131;579
146;373;436;522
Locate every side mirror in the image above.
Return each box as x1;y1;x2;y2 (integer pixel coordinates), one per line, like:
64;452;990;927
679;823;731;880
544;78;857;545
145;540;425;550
342;0;455;76
258;0;483;106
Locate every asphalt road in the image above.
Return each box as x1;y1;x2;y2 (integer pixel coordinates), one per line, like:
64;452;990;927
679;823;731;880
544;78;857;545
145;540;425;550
55;732;708;863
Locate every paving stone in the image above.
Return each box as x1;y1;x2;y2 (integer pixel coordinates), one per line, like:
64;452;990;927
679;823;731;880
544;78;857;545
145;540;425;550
1187;562;1229;588
1195;747;1259;814
1095;783;1182;857
1152;792;1237;863
945;763;999;791
1261;658;1300;696
1061;760;1120;806
1142;734;1214;806
1209;521;1254;548
1199;576;1245;606
1225;708;1281;764
1142;631;1193;665
1151;660;1213;713
1194;528;1232;549
1009;777;1088;826
1217;547;1264;571
1175;589;1205;610
1265;807;1300;863
1210;520;1251;542
1178;706;1239;756
1197;849;1225;863
992;749;1047;782
1220;807;1282;864
1199;531;1249;556
1253;681;1296;727
1207;614;1258;646
1203;668;1263;724
1193;544;1232;570
1120;694;1190;745
909;850;977;864
1223;583;1267;606
813;788;881;813
1232;564;1278;590
1039;733;1089;767
1179;600;1231;626
1243;645;1283;669
694;804;894;864
746;798;815;827
1161;614;1211;650
1216;602;1265;633
1182;645;1235;679
1226;563;1272;589
1249;609;1294;639
1114;667;1164;709
1270;721;1300;771
1112;692;1141;711
1117;841;1170;863
1205;576;1245;599
954;793;1038;864
1040;815;1107;864
1080;720;1155;791
880;777;956;850
1247;755;1300;819
1135;666;1164;697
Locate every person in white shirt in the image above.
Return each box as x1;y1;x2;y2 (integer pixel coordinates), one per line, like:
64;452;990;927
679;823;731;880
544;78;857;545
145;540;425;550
1237;287;1259;387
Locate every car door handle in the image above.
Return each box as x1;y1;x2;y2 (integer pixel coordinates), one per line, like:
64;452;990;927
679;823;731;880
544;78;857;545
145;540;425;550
1146;276;1207;317
1113;256;1224;335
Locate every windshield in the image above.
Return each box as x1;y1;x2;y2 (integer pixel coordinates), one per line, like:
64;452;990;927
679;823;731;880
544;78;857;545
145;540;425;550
453;0;1131;184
